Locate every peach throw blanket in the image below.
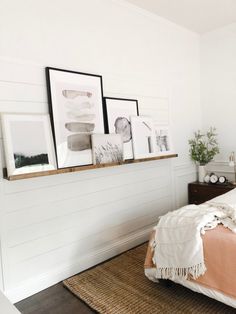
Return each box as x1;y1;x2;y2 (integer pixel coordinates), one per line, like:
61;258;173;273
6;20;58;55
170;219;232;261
145;225;236;299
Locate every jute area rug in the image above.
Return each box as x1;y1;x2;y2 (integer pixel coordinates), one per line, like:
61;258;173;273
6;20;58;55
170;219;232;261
63;243;235;314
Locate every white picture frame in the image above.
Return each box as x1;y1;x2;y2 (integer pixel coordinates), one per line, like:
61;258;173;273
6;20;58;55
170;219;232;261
46;67;105;169
91;134;123;165
1;113;56;176
130;116;156;159
103;97;139;160
154;125;174;156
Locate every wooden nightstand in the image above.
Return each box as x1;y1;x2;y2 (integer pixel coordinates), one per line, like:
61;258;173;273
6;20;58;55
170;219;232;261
188;181;235;205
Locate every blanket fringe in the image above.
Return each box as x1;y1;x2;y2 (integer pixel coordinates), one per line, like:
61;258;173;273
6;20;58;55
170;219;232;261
155;262;207;280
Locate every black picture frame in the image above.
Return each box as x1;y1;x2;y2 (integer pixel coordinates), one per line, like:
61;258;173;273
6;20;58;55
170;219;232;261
103;97;139;160
46;67;105;169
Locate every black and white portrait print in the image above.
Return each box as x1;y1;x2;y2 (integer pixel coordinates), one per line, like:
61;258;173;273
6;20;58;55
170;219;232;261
103;98;139;160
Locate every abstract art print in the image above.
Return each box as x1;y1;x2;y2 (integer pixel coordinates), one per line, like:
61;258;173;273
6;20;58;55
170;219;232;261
155;125;174;156
1;114;56;176
91;134;123;165
103;97;139;160
130;116;156;159
46;67;105;168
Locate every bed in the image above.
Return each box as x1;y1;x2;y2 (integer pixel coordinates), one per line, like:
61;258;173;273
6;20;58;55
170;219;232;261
144;189;236;308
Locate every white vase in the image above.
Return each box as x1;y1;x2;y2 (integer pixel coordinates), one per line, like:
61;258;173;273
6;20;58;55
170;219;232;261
198;165;206;182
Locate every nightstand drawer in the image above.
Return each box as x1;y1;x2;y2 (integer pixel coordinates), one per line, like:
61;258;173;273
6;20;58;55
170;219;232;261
188;182;234;205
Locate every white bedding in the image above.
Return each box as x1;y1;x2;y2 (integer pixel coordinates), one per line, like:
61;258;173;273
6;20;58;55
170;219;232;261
145;188;236;308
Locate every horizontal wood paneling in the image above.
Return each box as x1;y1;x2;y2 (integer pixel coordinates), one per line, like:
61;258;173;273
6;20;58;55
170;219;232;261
0;0;203;301
5;177;168;233
0;81;46;103
8;198;169;265
5;225;153;300
4;164;168;212
3;160;163;194
6;198;171;287
174;163;196;208
0;100;48;114
0;55;175;300
0;58;45;84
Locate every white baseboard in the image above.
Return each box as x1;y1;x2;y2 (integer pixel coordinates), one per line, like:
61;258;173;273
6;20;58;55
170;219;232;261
6;225;153;303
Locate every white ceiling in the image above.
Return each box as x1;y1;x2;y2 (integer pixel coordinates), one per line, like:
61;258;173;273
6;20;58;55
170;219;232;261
125;0;236;33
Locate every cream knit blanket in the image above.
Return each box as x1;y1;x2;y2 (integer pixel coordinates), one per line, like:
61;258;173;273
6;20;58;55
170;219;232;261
152;203;236;281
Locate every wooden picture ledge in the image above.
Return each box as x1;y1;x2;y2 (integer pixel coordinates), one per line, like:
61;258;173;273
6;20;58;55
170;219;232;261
4;153;178;181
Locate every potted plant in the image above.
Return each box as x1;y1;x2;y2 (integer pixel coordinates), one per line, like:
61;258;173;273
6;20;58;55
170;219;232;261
189;127;219;182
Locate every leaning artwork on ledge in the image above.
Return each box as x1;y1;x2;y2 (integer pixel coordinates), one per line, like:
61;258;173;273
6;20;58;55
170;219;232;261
46;67;105;169
131;116;156;159
103;97;139;160
1;113;56;176
154;125;174;156
91;134;123;165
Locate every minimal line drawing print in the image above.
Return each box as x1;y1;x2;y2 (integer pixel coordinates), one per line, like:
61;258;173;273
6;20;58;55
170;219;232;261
142;121;154;153
130;116;157;159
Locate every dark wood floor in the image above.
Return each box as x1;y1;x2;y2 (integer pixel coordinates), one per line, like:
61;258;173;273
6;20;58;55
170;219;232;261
15;282;95;314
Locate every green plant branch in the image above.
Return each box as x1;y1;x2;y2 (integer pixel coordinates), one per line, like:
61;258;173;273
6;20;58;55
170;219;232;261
188;127;219;165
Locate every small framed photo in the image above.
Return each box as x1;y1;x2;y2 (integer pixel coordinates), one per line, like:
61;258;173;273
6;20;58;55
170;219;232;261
103;97;139;160
91;134;123;165
130;116;156;159
1;113;56;176
154;125;174;156
46;67;105;169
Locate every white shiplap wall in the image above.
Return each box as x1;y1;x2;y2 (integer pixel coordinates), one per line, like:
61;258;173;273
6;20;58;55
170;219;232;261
0;0;200;302
0;58;181;301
